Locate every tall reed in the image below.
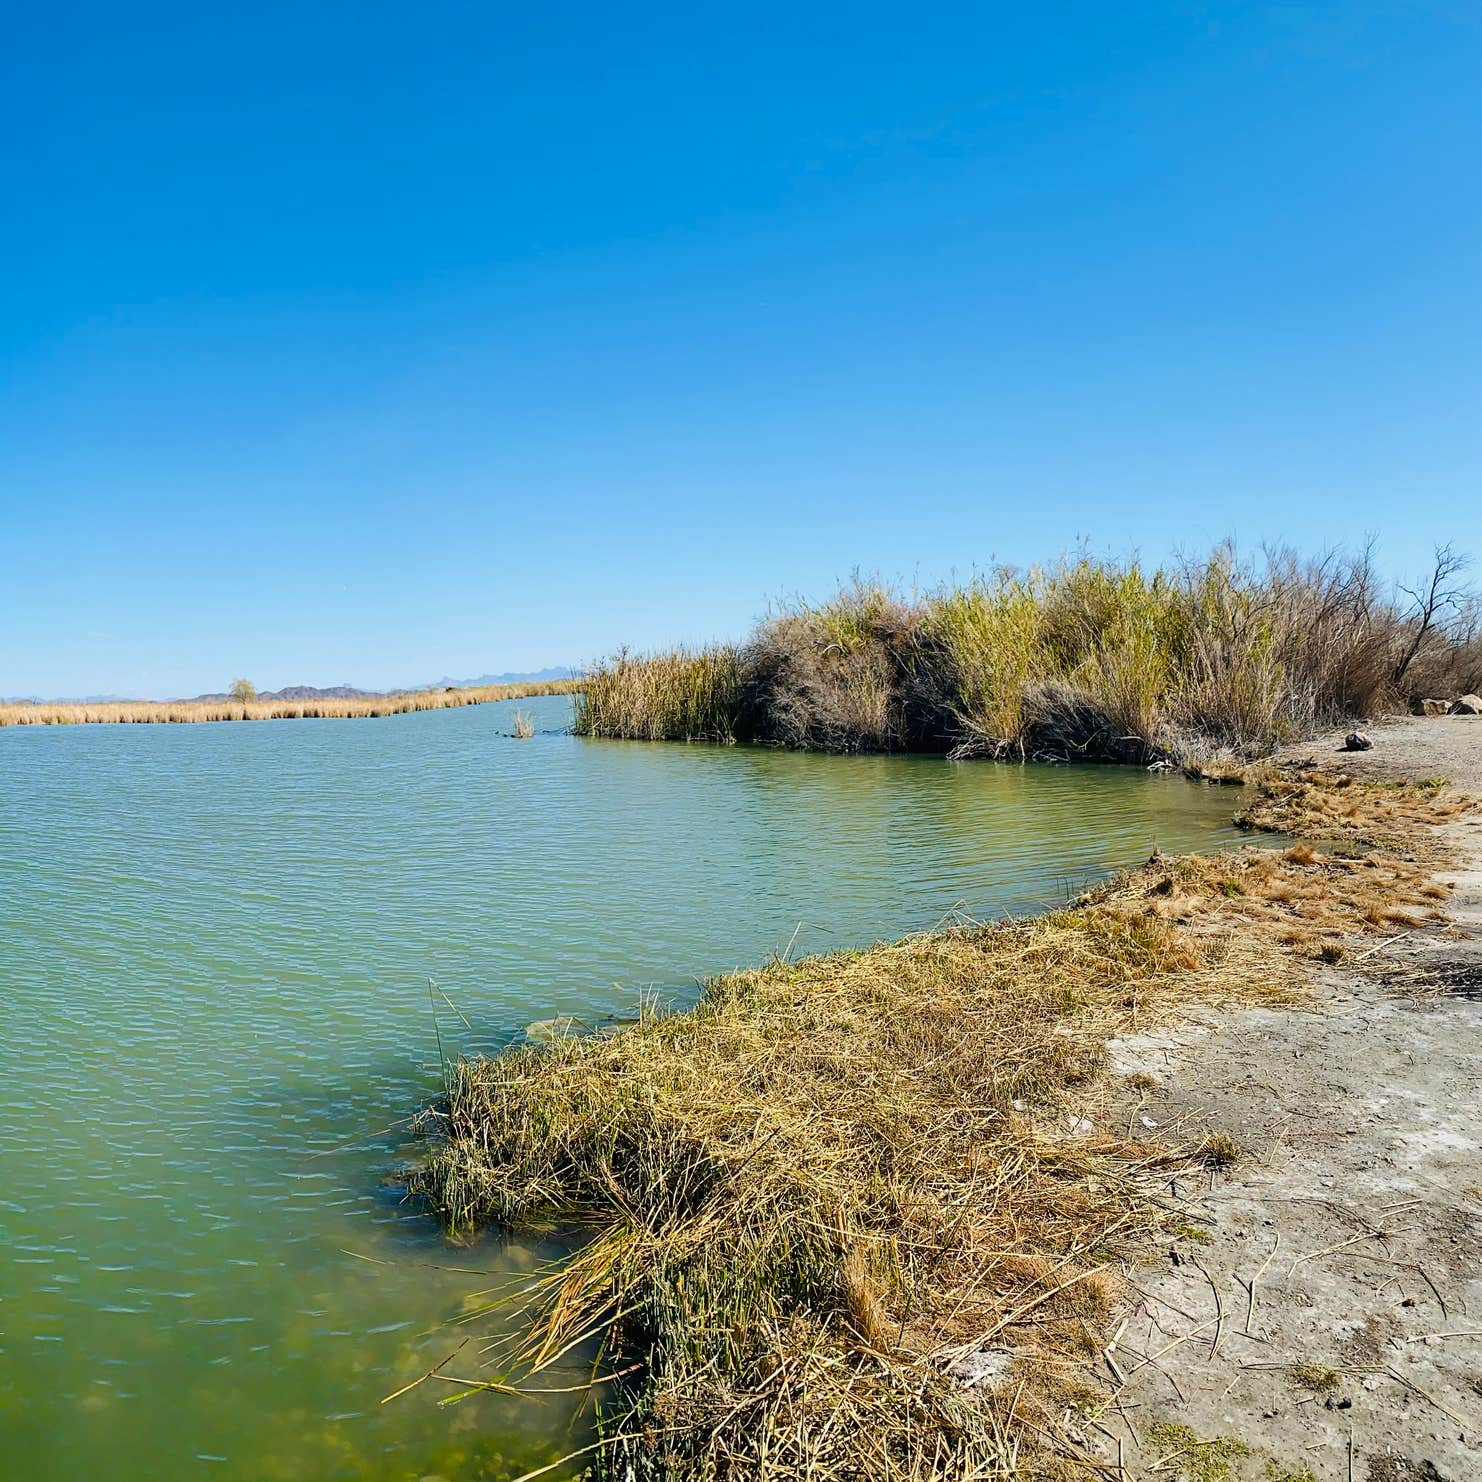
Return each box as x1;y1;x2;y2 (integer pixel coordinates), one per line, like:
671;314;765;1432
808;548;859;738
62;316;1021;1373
572;645;748;742
0;680;579;727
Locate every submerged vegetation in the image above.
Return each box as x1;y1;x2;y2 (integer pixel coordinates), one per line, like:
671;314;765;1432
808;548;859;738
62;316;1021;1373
0;680;579;727
410;767;1474;1480
575;546;1482;764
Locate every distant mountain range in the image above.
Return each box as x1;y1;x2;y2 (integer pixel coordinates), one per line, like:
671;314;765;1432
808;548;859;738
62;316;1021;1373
185;683;378;702
188;670;578;702
411;666;577;690
0;693;140;705
4;668;579;706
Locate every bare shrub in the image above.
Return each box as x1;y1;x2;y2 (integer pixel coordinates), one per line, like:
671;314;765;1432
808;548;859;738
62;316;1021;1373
745;580;917;752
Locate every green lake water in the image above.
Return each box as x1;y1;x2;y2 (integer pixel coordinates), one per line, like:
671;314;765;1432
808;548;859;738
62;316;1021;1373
0;693;1256;1480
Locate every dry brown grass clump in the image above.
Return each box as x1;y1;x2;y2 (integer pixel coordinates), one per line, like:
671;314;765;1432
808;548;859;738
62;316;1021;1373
1100;838;1449;962
409;769;1473;1479
0;681;579;727
1232;764;1472;853
745;581;921;752
1088;767;1474;962
416;910;1267;1480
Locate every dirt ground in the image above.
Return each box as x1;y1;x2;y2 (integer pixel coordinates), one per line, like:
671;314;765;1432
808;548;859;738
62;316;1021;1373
1093;716;1482;1482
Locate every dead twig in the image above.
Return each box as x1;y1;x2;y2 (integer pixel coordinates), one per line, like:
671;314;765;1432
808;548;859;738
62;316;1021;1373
1240;1230;1281;1336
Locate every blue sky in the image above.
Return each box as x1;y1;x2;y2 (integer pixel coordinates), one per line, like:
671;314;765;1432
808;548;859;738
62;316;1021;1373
2;2;1478;697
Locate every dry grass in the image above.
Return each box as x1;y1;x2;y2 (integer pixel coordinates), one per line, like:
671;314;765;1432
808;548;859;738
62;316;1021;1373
511;709;536;739
0;681;578;727
745;580;920;752
1288;1362;1341;1395
409;770;1475;1480
1232;765;1470;853
575;545;1482;762
418;910;1261;1480
573;645;747;743
1090;768;1474;964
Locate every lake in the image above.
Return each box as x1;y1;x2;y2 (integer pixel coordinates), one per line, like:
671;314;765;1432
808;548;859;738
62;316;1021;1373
0;693;1254;1480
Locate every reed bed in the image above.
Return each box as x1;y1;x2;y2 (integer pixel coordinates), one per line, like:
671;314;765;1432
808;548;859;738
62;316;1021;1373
575;547;1482;762
411;769;1472;1480
572;645;748;743
0;680;579;727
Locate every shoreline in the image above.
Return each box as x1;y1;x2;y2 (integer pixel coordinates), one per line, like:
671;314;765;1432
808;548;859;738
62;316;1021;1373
0;679;582;727
408;716;1481;1480
1094;717;1482;1481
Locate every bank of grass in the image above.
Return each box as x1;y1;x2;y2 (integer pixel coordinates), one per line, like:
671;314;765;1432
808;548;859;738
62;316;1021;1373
575;548;1482;763
0;680;579;727
571;646;748;743
410;767;1474;1481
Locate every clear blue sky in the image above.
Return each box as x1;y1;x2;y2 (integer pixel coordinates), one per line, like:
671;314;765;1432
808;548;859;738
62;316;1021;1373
3;2;1478;697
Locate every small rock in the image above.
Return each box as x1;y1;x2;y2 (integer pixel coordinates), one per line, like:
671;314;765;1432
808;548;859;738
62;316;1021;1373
1343;731;1373;751
1448;694;1482;715
945;1347;1015;1387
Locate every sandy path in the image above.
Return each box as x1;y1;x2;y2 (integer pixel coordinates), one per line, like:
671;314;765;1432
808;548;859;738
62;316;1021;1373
1094;716;1482;1482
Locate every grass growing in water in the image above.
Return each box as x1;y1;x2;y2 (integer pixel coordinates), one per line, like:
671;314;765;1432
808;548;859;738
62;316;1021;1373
410;770;1474;1480
0;680;578;727
421;910;1238;1479
573;645;747;743
575;546;1482;762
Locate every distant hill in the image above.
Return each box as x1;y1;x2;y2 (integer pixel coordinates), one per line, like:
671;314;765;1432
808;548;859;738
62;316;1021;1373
0;693;138;705
184;683;378;702
9;670;577;706
412;666;578;689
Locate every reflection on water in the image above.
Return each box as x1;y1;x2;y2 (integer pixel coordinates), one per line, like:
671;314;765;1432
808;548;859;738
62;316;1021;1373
0;695;1252;1479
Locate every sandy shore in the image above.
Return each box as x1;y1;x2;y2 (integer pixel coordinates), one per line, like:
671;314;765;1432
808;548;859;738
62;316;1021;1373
1098;716;1482;1481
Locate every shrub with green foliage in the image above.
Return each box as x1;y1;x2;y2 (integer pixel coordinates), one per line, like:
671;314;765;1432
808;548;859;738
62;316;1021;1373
575;545;1481;763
